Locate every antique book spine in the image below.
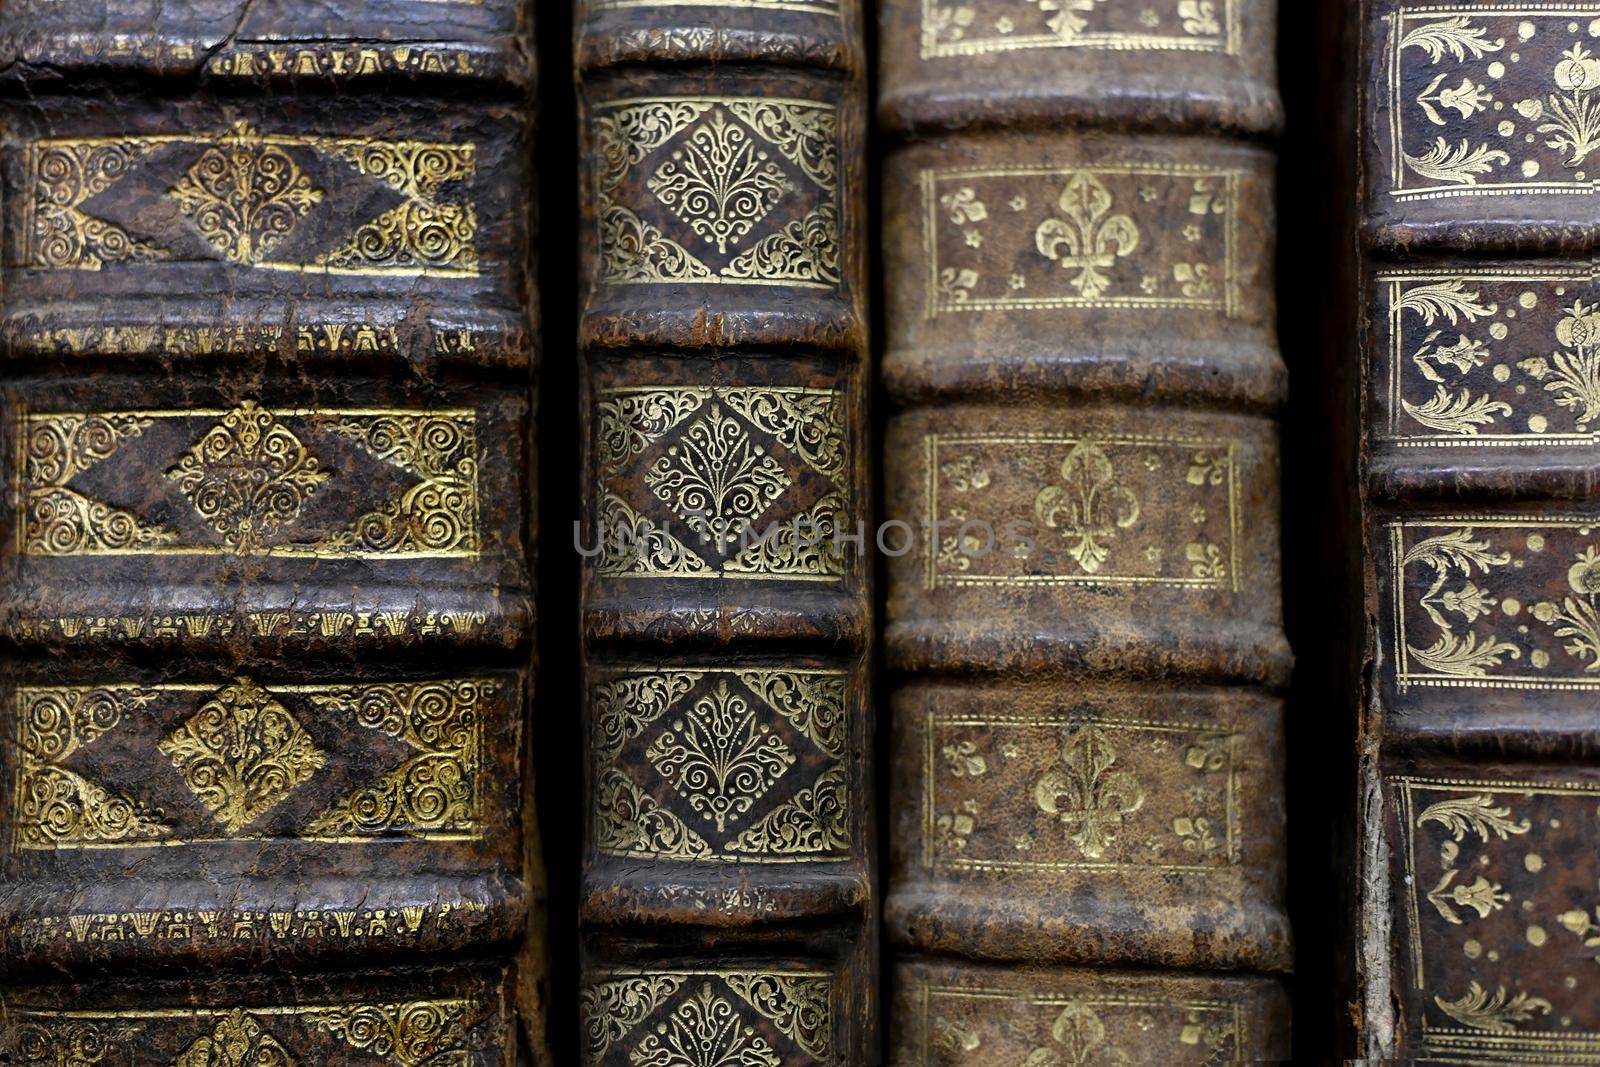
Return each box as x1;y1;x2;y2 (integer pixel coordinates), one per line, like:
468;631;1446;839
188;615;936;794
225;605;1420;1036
574;1;874;1063
1353;2;1600;1060
879;1;1292;1060
0;2;546;1061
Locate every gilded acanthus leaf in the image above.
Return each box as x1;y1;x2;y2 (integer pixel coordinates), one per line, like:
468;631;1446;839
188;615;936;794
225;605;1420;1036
1417;794;1532;843
1434;982;1551;1032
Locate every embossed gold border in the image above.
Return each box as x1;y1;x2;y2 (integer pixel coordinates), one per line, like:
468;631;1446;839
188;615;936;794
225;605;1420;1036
1388;515;1600;690
10;680;492;849
922;165;1242;318
1395;774;1600;1063
919;0;1240;58
922;711;1242;874
14;405;482;559
922;432;1242;591
1376;265;1600;446
910;979;1247;1063
1384;2;1600;202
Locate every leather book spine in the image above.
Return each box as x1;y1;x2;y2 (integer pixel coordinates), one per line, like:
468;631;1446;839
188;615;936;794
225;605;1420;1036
0;3;546;1062
573;1;875;1063
878;1;1293;1059
1354;2;1600;1060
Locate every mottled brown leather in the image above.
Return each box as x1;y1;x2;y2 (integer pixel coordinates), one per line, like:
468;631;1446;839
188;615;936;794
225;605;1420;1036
880;0;1291;1060
0;3;545;1062
574;2;874;1064
1354;3;1600;1062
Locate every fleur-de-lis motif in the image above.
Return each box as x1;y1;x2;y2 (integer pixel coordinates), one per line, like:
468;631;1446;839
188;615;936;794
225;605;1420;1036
1033;727;1145;860
1033;442;1141;574
1021;1001;1130;1066
1034;173;1140;299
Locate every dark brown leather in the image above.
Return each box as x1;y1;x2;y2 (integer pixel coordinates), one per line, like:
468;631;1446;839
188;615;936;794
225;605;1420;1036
573;1;876;1063
1355;3;1600;1060
879;0;1292;1059
0;2;545;1061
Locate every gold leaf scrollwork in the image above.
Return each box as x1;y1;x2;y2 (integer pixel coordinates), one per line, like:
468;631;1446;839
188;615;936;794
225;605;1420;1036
301;1000;472;1066
29;140;169;269
647;111;791;253
311;141;477;274
597;388;710;476
157;677;326;834
317;413;480;554
1434;982;1552;1032
726;764;850;856
165;401;331;552
1033;727;1145;860
718;388;846;484
174;1011;295;1067
1401;16;1504;63
581;977;686;1059
736;670;846;757
631;983;781;1067
300;682;484;838
7;1019;139;1064
168;121;324;265
1402;529;1521;678
23;413;179;554
1033;442;1141;575
597;493;715;577
645;682;797;832
594;671;702;763
595;767;713;860
15;686;172;848
1034;172;1140;299
723;974;832;1062
725;491;849;578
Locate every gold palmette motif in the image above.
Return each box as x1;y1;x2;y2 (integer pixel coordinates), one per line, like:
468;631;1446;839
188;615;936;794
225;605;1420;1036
25;128;478;275
174;1010;295;1067
593;669;850;862
581;972;833;1066
158;678;327;834
593;98;840;288
168;122;324;265
1386;5;1600;200
921;0;1235;58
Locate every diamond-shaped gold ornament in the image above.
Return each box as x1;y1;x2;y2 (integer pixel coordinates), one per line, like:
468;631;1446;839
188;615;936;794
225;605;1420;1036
168;121;323;265
159;678;325;833
645;404;790;547
175;1010;296;1067
165;401;330;552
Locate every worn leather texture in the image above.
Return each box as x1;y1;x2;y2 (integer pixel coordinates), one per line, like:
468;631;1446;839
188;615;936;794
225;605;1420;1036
1355;2;1600;1061
574;1;875;1064
879;0;1291;1061
0;2;545;1063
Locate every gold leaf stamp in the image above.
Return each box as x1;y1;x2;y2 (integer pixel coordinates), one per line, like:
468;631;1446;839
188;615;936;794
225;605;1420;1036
1376;267;1600;445
1383;3;1600;201
1384;516;1600;690
592;667;850;863
1392;774;1600;1060
909;977;1245;1064
921;0;1238;59
10;678;493;849
25;128;477;275
17;405;481;558
921;433;1241;590
591;97;841;289
924;711;1242;874
593;385;851;582
922;165;1240;317
581;970;832;1065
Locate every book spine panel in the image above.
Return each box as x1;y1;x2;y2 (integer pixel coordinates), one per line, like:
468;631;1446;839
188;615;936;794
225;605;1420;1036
0;7;544;1061
1359;3;1600;1061
879;0;1291;1058
574;2;875;1065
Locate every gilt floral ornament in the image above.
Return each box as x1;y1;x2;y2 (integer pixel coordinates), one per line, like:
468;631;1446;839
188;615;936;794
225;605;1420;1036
1033;727;1145;860
1033;442;1141;574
